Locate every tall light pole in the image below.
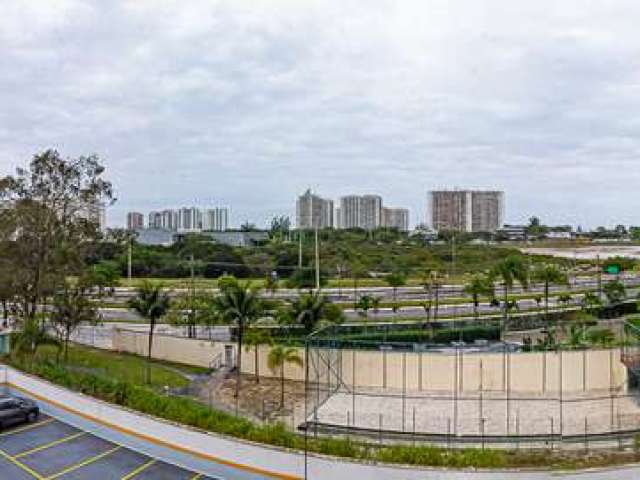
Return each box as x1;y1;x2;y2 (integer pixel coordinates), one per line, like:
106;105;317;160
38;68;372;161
127;235;133;283
298;231;303;269
315;227;320;291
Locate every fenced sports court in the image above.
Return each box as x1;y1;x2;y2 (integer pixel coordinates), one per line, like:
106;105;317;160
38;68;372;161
304;321;640;448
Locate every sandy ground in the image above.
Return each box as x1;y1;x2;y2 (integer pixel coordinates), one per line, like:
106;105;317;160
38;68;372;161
313;388;640;436
197;373;308;429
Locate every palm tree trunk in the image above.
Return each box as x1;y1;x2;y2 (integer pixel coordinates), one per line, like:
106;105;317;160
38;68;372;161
474;295;479;323
147;319;155;384
544;281;549;322
503;284;508;335
235;318;243;399
280;364;285;409
255;346;260;384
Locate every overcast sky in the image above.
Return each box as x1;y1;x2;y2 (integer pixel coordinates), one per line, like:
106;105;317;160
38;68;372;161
2;1;640;229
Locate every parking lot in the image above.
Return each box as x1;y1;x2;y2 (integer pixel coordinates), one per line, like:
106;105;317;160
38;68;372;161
0;415;216;479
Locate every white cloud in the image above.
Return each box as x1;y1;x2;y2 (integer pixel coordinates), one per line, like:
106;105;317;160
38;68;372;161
1;0;640;228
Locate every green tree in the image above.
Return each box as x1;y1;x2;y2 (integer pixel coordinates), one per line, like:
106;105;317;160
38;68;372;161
531;264;568;320
356;295;373;319
267;345;303;409
11;317;58;365
603;280;626;305
244;328;273;384
215;282;262;399
350;261;367;310
385;271;407;315
0;150;113;323
50;281;101;361
287;290;344;333
463;273;494;322
566;323;587;349
269;216;291;242
491;256;529;332
581;291;602;314
128;282;171;384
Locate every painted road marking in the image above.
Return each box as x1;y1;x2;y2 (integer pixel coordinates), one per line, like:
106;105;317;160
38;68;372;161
7;382;301;480
46;445;122;480
15;432;86;459
190;474;203;480
0;446;44;480
121;459;156;479
0;418;55;437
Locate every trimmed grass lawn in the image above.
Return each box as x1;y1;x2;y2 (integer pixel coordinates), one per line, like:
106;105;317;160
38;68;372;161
34;343;208;389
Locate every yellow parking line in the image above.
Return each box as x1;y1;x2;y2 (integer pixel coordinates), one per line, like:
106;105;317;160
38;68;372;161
0;446;44;480
0;418;55;437
121;459;156;479
15;432;86;459
47;445;121;480
190;474;203;480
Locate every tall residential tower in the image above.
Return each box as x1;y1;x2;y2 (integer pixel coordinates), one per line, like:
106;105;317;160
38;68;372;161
296;189;334;229
429;190;504;232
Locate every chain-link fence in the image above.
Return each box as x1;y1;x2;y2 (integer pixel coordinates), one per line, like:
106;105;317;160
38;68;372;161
304;322;640;449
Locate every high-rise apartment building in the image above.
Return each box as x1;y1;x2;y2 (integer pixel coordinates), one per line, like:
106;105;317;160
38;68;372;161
429;190;504;232
126;212;144;230
382;207;409;232
296;189;334;229
178;207;202;232
202;208;228;231
146;206;228;232
338;194;384;230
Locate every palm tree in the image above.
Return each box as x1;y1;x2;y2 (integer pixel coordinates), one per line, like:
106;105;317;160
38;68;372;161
356;295;373;319
128;282;171;384
603;280;626;305
422;270;441;320
491;256;528;334
267;345;303;409
371;296;381;319
581;291;602;315
567;323;587;349
350;261;367;310
532;264;567;320
288;290;335;333
215;282;263;399
244;328;272;384
385;271;407;315
463;273;494;322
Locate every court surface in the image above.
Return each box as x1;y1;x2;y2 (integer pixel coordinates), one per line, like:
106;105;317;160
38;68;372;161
0;415;217;479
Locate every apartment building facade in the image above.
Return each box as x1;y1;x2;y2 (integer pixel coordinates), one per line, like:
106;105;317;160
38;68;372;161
296;189;334;229
429;190;504;232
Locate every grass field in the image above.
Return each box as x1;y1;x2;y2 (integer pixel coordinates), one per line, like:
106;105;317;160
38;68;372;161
33;343;208;389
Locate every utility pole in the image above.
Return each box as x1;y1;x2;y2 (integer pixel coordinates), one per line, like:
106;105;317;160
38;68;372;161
596;254;602;300
298;231;303;269
315;227;320;291
451;233;456;279
190;254;195;338
127;236;133;282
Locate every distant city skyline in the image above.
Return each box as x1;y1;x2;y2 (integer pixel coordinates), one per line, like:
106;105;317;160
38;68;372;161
3;2;640;230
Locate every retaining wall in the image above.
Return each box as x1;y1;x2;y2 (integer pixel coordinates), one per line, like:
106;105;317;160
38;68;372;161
111;328;627;395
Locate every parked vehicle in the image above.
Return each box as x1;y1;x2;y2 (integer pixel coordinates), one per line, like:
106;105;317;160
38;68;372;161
0;396;39;429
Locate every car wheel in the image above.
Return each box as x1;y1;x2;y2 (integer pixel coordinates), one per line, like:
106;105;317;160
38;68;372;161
27;412;38;423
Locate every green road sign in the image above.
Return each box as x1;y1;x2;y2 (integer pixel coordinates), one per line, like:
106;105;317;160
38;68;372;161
606;265;621;275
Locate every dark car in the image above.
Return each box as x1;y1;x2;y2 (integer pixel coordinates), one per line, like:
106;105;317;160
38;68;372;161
0;396;39;430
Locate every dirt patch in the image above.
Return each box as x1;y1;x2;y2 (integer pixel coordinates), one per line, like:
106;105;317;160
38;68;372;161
197;373;307;429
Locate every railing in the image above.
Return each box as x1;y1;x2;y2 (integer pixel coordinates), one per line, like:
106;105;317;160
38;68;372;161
209;352;224;370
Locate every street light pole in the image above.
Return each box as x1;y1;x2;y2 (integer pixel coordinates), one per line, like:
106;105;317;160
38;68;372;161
127;236;133;282
315;227;320;291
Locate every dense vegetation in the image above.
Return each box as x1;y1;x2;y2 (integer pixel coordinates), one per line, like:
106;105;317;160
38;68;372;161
94;228;575;282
